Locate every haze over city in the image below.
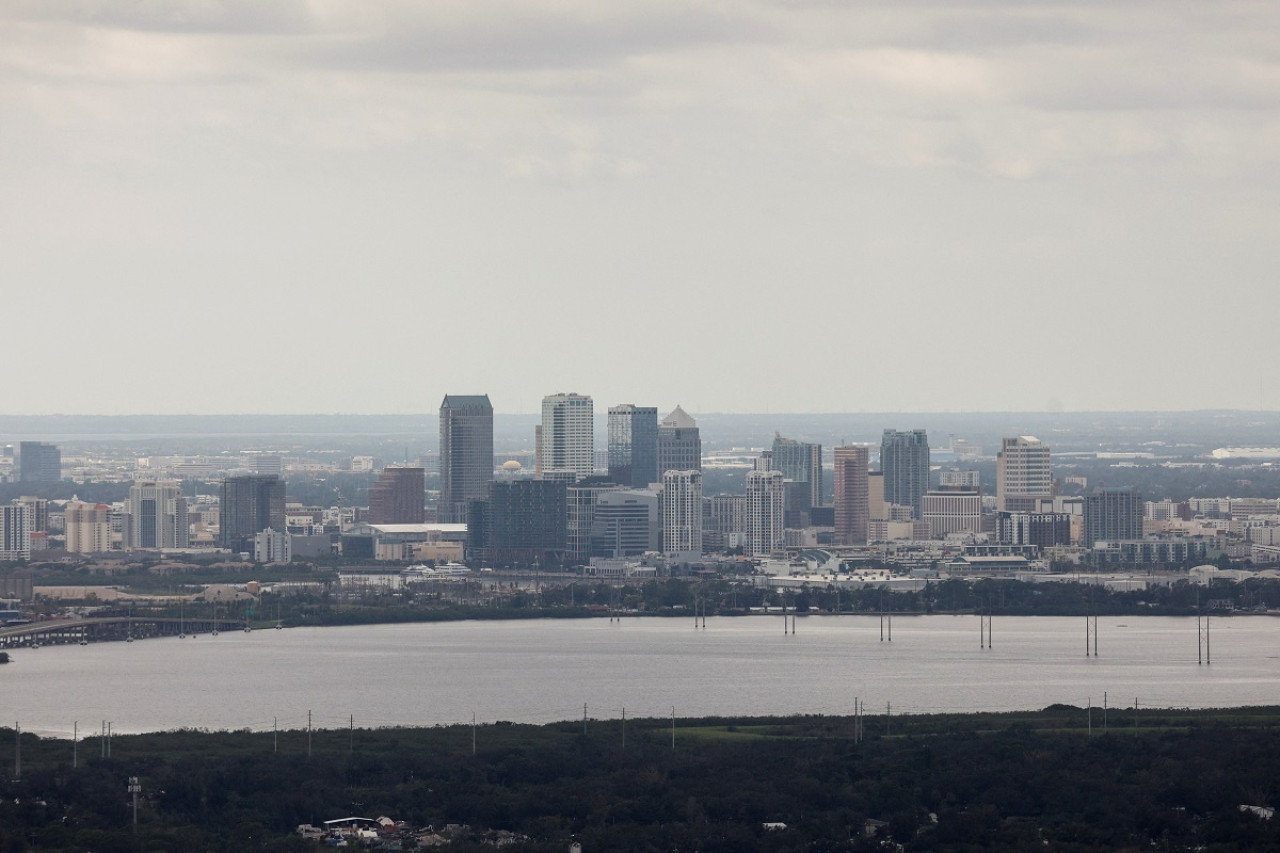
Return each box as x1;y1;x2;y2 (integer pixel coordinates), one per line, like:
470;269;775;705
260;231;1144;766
4;1;1280;414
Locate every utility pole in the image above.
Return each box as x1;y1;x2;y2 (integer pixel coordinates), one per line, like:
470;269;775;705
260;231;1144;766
671;707;676;750
13;723;19;781
128;777;141;833
472;713;477;756
73;721;78;769
582;703;587;736
273;718;278;754
621;707;626;750
886;702;891;737
307;710;312;758
349;715;354;755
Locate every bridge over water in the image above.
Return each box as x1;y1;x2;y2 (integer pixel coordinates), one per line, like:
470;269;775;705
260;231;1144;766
0;615;276;648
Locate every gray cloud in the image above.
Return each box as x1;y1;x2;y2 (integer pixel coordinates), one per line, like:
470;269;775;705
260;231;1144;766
303;7;776;75
0;0;315;34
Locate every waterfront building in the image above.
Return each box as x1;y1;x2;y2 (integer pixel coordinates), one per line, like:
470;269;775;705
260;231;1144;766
745;469;785;555
996;436;1053;511
540;393;594;481
219;474;285;552
18;441;60;483
607;404;659;488
657;406;701;474
833;446;870;546
566;476;619;564
367;466;425;524
662;470;703;556
126;481;189;550
591;488;661;557
468;480;567;564
439;394;494;523
880;429;930;518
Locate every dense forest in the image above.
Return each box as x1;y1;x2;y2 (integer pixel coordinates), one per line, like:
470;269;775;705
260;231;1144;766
2;706;1280;851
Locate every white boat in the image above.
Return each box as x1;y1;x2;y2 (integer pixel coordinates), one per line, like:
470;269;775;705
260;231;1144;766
401;562;472;579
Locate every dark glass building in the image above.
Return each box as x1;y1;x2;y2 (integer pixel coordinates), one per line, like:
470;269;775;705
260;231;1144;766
18;442;61;483
607;404;658;488
468;480;567;565
219;475;286;552
439;394;494;524
880;429;930;519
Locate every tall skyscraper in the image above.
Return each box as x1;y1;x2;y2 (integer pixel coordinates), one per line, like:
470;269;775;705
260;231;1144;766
745;469;785;555
996;436;1053;511
539;393;594;481
65;501;112;554
771;433;823;513
880;429;930;519
657;406;701;475
1084;488;1143;544
607;404;659;488
662;469;703;556
439;394;494;524
833;445;870;545
368;466;425;524
18;441;61;483
126;481;189;550
219;474;285;552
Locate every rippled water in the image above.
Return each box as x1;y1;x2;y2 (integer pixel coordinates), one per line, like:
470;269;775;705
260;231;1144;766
3;615;1276;737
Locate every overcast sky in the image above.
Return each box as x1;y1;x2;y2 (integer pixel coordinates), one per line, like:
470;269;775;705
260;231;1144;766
3;1;1278;415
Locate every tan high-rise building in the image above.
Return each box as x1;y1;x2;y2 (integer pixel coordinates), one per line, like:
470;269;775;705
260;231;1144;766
368;466;425;524
65;501;112;554
996;436;1053;511
833;446;869;545
868;471;886;521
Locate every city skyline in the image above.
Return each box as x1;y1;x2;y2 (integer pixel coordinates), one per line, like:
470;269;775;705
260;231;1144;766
3;3;1279;416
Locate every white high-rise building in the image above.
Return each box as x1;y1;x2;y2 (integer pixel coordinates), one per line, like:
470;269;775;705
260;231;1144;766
125;480;189;550
661;470;703;556
745;469;785;555
65;501;112;554
996;436;1053;511
0;503;32;561
254;528;291;564
539;393;594;481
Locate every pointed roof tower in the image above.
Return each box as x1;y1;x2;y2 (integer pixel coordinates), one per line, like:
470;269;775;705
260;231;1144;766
661;405;697;429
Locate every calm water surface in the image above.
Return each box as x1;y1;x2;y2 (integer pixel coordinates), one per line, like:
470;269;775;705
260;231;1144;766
4;615;1278;737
